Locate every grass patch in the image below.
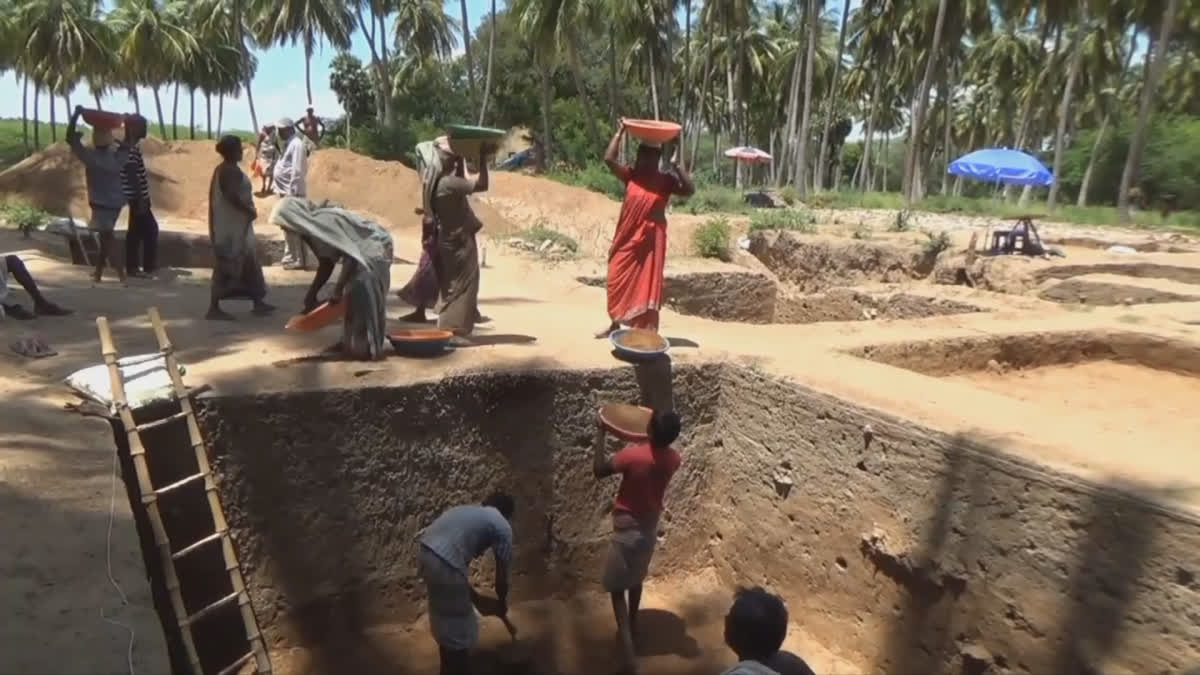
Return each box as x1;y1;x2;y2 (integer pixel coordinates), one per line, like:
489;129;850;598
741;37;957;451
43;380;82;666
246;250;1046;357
518;222;579;254
748;208;817;234
0;197;53;235
692;216;732;260
890;209;918;232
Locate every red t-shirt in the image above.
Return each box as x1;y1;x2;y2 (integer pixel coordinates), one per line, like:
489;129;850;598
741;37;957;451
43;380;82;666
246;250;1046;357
612;443;682;517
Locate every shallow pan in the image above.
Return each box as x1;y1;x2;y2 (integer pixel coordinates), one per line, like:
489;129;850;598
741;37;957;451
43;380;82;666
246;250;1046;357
285;300;345;332
388;329;454;356
610;328;669;360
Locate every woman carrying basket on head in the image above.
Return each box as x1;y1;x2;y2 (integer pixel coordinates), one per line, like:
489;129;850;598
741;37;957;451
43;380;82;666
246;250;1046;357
595;120;695;338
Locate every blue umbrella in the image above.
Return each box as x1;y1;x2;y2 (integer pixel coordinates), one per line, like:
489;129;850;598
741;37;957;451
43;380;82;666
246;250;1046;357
947;148;1054;187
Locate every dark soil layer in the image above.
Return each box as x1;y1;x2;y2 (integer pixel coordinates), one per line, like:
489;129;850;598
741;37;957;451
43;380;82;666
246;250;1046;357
747;232;936;293
1039;279;1200;306
844;329;1200;377
775;289;983;324
166;363;1200;675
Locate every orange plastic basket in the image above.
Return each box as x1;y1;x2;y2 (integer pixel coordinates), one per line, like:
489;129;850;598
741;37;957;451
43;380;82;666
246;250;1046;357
285;301;345;332
623;119;681;145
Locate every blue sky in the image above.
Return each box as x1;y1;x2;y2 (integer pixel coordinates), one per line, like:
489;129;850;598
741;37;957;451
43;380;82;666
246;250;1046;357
0;0;865;133
0;0;494;132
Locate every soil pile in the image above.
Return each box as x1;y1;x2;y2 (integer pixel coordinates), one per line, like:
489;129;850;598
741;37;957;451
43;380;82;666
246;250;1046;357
0;141;517;237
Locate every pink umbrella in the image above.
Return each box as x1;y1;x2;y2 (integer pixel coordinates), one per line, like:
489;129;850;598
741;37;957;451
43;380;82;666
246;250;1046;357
723;146;772;163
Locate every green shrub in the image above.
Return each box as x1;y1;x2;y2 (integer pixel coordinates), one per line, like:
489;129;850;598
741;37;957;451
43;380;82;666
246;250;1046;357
0;198;52;236
921;230;953;258
748;208;817;234
519;222;579;254
692;216;732;260
547;162;625;200
890;209;917;232
679;185;746;214
778;186;798;206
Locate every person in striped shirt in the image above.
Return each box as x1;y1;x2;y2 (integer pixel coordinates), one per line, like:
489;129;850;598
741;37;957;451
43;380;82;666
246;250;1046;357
122;115;159;278
417;493;516;674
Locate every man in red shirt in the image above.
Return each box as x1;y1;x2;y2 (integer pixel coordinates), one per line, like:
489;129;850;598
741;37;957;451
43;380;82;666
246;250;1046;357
593;408;683;674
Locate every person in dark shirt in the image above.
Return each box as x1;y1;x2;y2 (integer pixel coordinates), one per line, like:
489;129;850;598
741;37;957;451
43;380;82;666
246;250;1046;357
723;586;817;675
122;115;159;278
593;408;683;674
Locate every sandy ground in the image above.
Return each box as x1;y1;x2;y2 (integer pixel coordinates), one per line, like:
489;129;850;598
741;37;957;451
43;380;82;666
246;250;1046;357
4;142;1200;673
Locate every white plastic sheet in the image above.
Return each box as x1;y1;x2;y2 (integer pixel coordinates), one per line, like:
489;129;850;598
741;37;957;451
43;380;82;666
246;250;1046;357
64;353;186;412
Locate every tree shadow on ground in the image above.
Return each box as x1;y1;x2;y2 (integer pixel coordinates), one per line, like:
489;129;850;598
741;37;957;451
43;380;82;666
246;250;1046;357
873;429;1182;675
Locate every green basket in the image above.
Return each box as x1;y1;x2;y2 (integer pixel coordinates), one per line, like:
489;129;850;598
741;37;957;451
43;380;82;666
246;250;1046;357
446;124;506;140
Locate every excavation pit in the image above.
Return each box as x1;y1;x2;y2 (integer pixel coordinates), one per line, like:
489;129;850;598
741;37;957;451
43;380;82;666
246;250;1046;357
846;331;1200;446
112;364;1200;674
577;272;984;325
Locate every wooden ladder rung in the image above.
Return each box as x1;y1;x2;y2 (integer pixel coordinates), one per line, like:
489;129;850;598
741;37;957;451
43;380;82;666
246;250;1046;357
217;651;256;675
172;530;226;560
134;410;189;432
151;471;208;498
184;590;244;627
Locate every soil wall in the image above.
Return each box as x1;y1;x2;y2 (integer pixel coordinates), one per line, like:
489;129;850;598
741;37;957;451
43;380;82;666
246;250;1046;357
196;366;722;649
193;364;1200;674
713;366;1200;675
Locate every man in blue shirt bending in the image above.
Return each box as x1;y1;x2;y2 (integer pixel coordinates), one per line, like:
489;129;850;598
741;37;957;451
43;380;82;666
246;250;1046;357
418;493;516;674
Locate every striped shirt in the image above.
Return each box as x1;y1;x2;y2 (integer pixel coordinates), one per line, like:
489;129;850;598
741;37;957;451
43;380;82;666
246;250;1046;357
122;145;151;204
419;505;513;577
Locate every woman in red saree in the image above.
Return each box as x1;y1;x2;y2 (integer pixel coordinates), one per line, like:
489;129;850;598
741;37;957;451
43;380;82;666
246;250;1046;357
596;121;695;337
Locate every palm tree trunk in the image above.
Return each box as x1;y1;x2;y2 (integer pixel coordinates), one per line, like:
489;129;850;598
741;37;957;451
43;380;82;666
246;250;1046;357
478;0;497;124
189;88;196;140
49;94;57;143
815;0;851;192
902;0;950;204
94;92;102;108
244;75;260;133
608;27;619;122
1077;113;1109;207
882;131;889;191
305;40;314;105
172;83;180;140
1118;2;1179;222
681;0;692;144
218;94;225;135
460;0;475;102
779;48;803;187
152;86;168;139
793;0;818;195
690;29;716;171
205;92;212;139
378;12;394;126
649;49;661;120
725;28;739;188
21;74;29;153
131;88;141;114
859;75;881;191
941;71;953;195
539;65;553;167
1047;3;1088;210
33;84;40;148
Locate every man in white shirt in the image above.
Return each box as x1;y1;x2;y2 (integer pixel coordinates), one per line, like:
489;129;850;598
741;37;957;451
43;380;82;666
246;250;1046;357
272;117;311;269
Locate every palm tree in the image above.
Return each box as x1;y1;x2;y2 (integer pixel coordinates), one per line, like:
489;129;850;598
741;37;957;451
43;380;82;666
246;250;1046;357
19;0;113;143
251;0;354;106
792;0;818;195
195;0;262;132
459;0;475;104
1117;0;1181;221
813;0;851;192
1046;0;1089;209
478;0;497;124
901;0;951;204
108;0;197;138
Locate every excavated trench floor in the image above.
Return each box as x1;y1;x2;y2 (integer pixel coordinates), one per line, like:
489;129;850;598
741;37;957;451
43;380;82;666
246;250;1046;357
107;362;1200;675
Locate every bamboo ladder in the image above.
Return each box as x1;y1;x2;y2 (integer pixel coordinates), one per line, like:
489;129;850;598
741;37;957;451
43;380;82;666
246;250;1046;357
96;307;272;675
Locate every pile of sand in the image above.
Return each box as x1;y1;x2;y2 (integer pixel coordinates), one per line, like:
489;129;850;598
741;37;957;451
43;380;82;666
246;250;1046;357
0;140;519;238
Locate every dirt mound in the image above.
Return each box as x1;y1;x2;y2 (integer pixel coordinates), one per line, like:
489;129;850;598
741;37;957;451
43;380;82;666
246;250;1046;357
749;231;936;292
0;142;516;238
